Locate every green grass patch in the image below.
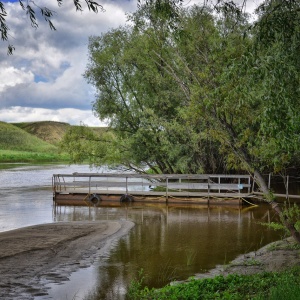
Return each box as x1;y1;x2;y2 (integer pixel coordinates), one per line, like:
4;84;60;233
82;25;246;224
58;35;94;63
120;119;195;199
0;122;71;163
0;150;70;163
126;267;300;300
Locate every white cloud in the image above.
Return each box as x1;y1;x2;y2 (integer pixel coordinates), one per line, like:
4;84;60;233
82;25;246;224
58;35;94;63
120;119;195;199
0;106;107;126
0;0;137;125
0;65;34;92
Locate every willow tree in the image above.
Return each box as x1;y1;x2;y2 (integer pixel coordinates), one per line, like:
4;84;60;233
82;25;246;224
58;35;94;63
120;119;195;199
78;1;224;174
62;0;300;240
164;0;300;241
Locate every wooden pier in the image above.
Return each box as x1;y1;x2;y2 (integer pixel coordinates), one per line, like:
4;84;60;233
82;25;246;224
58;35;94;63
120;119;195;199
52;173;253;206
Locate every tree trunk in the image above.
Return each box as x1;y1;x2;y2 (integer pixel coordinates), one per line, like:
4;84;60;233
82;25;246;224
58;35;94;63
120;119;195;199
254;170;300;244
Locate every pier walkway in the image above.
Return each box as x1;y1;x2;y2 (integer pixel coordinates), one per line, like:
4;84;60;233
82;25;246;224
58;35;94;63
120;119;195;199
52;173;253;206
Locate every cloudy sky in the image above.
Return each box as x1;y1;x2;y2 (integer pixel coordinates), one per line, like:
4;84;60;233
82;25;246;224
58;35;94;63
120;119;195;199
0;0;259;126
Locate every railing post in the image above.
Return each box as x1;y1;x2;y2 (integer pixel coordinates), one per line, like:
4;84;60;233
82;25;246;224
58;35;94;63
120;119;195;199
268;173;272;189
89;176;91;194
286;175;289;200
208;176;210;201
248;176;251;193
166;177;169;202
126;177;128;194
252;174;255;193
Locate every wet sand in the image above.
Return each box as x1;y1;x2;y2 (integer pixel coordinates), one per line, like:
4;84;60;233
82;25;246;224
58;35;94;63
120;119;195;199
0;221;134;300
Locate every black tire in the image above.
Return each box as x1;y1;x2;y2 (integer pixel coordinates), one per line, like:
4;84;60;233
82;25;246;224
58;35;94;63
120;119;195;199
120;194;134;202
89;193;101;205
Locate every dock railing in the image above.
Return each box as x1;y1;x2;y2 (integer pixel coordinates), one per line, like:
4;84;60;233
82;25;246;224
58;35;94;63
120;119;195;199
52;173;252;201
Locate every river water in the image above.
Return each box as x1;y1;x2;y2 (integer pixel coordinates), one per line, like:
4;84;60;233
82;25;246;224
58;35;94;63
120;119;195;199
0;164;283;300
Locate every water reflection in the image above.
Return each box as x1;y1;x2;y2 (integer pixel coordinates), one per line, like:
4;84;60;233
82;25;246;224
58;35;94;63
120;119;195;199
0;165;285;299
54;203;280;299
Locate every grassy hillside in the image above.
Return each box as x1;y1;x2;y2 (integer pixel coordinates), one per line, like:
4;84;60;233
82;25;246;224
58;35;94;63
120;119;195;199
0;122;58;152
0;121;107;163
0;122;69;162
13;121;70;145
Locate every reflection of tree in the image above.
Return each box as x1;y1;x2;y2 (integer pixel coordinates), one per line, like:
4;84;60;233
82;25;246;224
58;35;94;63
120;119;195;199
75;204;282;299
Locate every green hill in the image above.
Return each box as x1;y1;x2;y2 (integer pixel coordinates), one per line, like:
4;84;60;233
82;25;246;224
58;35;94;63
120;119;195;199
0;122;58;152
0;121;69;162
0;121;107;163
13;121;71;145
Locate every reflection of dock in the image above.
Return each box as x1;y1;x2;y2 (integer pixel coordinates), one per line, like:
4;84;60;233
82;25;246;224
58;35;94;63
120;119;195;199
52;173;253;206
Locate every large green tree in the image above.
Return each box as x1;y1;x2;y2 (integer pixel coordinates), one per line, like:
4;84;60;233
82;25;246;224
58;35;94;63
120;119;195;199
169;0;300;241
63;0;300;241
73;2;226;174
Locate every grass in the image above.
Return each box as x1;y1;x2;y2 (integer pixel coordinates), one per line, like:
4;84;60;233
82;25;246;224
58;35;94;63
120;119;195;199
0;121;57;152
0;121;70;162
0;121;108;163
0;150;70;163
13;121;70;145
126;266;300;300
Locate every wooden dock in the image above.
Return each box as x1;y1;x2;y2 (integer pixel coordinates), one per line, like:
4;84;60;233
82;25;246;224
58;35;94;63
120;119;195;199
52;173;253;206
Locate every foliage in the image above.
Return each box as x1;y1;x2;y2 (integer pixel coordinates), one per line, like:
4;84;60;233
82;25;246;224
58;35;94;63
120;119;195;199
64;0;300;179
126;268;146;300
280;203;300;233
256;281;300;300
247;0;300;172
260;202;300;238
261;221;286;232
126;266;300;300
60;124;130;168
81;3;234;174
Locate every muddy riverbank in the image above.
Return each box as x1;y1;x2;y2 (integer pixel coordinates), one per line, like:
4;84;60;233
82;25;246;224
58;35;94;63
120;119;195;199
192;236;300;280
0;220;134;300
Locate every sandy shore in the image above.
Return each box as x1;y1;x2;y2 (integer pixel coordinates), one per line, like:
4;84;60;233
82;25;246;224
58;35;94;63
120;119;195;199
0;221;134;300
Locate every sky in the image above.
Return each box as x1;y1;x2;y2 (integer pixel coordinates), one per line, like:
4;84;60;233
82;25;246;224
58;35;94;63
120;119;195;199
0;0;260;126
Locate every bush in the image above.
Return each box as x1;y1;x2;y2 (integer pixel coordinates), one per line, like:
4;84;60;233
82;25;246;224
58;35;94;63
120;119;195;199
126;267;300;300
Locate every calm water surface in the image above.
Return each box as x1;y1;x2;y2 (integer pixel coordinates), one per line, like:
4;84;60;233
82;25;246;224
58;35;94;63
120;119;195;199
0;164;282;300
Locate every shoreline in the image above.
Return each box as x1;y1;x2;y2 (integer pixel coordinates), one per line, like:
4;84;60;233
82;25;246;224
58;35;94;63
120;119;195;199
190;236;300;281
1;221;299;299
0;220;134;300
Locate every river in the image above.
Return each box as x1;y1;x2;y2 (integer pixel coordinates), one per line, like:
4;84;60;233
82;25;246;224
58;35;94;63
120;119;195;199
0;163;282;300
